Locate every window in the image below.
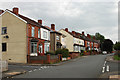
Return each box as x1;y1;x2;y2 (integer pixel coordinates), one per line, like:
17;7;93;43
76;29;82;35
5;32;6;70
44;42;50;53
38;44;42;53
32;27;35;37
2;27;7;34
38;28;40;38
56;36;59;40
31;42;37;53
2;43;7;52
43;31;47;38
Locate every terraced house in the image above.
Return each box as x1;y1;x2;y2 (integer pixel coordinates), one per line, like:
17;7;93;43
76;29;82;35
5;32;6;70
0;7;50;63
59;28;100;53
59;28;85;53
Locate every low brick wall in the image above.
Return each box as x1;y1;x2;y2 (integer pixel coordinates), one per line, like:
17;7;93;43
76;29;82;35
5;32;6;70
69;52;80;59
29;54;61;64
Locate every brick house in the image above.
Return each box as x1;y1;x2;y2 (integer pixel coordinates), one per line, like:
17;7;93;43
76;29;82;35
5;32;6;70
0;8;50;63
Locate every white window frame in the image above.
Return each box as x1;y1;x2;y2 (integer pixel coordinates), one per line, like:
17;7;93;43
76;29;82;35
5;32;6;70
32;27;35;37
38;28;40;38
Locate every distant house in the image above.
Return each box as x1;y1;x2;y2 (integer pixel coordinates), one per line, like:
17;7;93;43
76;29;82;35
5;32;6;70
59;28;84;52
81;32;100;51
0;7;50;63
45;24;66;52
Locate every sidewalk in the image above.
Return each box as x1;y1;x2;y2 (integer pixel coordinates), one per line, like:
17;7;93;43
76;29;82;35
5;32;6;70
99;55;120;79
2;56;81;79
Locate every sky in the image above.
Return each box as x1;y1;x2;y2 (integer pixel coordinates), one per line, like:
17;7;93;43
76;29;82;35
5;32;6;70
0;0;119;43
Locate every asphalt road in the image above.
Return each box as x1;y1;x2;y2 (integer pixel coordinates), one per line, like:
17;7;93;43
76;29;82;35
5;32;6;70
13;54;108;78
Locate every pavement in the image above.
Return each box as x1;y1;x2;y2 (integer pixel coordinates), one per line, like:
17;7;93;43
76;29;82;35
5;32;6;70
99;54;120;79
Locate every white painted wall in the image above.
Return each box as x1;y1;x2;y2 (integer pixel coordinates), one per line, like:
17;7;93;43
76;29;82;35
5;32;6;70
73;38;84;46
41;28;50;41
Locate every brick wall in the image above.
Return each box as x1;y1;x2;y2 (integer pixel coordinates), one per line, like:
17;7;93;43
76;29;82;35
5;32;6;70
69;52;80;59
29;54;61;64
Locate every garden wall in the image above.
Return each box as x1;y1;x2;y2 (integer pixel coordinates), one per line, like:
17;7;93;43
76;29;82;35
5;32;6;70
69;52;80;59
29;54;61;64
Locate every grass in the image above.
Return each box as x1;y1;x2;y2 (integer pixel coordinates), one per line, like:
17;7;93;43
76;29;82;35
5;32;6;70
114;55;120;60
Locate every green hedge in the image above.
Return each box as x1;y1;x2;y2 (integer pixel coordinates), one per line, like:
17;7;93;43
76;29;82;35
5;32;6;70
46;51;55;55
55;48;69;58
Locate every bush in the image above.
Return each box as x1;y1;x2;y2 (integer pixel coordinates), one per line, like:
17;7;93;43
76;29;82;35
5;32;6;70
80;53;84;56
55;48;69;58
62;48;69;58
46;51;55;55
55;48;63;55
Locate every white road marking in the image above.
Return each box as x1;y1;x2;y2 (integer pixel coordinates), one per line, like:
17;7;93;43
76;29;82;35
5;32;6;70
102;67;105;73
33;69;37;71
106;65;109;72
39;69;41;70
104;61;106;66
29;70;32;72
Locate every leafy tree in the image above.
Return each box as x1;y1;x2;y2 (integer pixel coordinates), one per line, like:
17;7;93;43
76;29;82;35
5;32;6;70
114;42;120;50
102;39;113;53
95;33;105;43
95;33;105;51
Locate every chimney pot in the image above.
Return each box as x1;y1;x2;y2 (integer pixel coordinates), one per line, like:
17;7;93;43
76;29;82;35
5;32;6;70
0;10;4;15
82;31;84;35
13;7;19;15
72;31;75;34
65;28;68;32
38;20;42;24
51;24;55;30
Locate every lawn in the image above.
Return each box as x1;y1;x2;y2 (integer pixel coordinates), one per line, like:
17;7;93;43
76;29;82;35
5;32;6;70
113;55;120;60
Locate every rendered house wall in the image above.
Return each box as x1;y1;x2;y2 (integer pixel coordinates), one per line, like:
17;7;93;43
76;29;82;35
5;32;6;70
1;11;27;63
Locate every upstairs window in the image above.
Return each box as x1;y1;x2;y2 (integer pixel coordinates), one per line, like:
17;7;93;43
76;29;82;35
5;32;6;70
2;27;7;35
38;28;40;38
2;43;7;52
43;31;47;39
56;36;59;40
32;27;35;37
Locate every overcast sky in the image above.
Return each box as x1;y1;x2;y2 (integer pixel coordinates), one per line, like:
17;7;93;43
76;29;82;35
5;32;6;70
0;0;118;43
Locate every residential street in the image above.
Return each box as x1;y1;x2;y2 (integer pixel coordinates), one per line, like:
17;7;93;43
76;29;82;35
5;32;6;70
12;54;109;78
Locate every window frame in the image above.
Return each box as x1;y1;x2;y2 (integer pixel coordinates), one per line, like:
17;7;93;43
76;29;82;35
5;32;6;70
2;43;7;52
1;27;7;35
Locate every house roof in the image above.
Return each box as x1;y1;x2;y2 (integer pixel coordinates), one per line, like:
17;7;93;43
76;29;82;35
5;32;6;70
62;29;100;43
44;26;63;35
5;9;50;30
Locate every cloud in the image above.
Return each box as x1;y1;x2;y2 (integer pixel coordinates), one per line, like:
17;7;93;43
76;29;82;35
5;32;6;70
0;1;118;43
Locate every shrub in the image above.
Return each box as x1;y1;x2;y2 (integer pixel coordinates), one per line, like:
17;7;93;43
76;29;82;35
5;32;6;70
55;48;63;55
80;53;84;56
62;48;69;58
55;48;69;58
46;51;55;55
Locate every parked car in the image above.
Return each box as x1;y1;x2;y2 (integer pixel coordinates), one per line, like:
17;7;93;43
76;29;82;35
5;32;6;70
102;51;107;55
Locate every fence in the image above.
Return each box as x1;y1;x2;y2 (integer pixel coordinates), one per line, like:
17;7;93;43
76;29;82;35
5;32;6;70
0;61;8;72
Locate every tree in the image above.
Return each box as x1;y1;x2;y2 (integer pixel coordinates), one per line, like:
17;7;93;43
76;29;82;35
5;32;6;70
102;39;113;53
95;33;105;43
114;42;120;50
95;33;105;51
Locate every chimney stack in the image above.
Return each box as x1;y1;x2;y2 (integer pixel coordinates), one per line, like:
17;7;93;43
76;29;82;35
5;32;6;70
51;24;55;30
13;7;19;15
0;10;4;15
82;31;84;35
65;28;68;32
93;36;95;39
72;31;75;34
38;20;42;24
